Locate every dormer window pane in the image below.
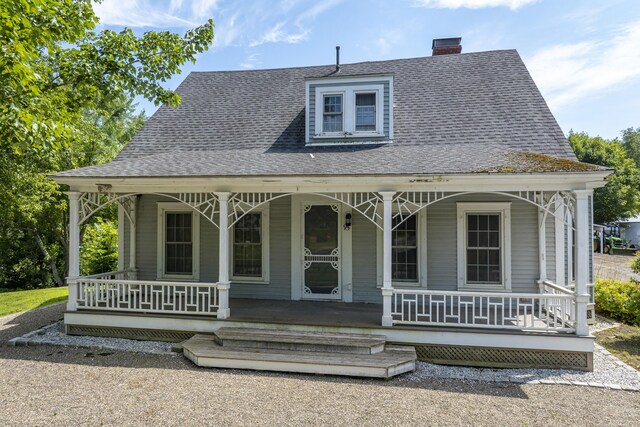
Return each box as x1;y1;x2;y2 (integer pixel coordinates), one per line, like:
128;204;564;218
355;93;376;131
323;95;343;132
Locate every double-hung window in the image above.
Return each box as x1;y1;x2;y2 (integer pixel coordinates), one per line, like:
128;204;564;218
392;215;418;282
323;94;343;132
231;206;270;283
457;203;511;291
157;203;200;280
355;93;376;131
312;83;385;139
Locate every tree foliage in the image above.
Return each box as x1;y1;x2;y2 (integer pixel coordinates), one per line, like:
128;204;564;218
621;127;640;168
568;131;640;224
0;1;214;289
0;0;214;153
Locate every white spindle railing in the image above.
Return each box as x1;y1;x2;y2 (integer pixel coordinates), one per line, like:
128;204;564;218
84;269;132;280
391;288;576;332
74;278;220;315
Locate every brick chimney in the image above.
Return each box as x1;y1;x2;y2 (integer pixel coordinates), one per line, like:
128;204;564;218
432;37;462;56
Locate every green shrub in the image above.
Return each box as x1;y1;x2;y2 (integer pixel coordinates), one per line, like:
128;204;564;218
80;218;118;276
630;251;640;275
595;279;640;325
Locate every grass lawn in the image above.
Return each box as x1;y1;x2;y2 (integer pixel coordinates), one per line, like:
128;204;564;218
595;323;640;370
0;287;68;317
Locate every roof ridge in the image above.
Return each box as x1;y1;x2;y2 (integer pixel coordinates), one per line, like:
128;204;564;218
188;49;519;75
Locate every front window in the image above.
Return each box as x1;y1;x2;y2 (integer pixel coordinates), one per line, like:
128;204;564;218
165;212;193;275
466;213;501;284
233;213;263;278
323;94;343;132
392;215;418;282
355;93;376;131
456;202;511;291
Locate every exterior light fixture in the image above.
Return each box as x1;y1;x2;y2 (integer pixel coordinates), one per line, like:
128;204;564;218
344;213;352;231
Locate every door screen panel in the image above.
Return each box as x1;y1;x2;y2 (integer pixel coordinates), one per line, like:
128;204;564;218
303;204;340;298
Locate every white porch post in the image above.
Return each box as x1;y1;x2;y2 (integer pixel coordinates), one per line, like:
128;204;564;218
380;191;396;327
554;195;566;286
216;192;231;319
537;195;547;283
66;191;81;311
574;190;591;336
128;196;138;280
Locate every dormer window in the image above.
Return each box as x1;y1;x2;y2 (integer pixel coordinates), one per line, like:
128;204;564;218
355;93;376;131
323;94;343;132
306;75;393;144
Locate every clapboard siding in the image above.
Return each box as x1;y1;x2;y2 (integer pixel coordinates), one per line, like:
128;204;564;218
133;195;291;299
230;196;291;300
352;212;381;303
426;194;540;293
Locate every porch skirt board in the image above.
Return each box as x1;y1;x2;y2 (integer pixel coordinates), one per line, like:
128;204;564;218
410;343;593;371
66;324;593;371
66;324;195;343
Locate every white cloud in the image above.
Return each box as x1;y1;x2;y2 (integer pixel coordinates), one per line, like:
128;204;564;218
527;21;640;110
413;0;537;10
94;0;341;49
240;52;262;69
249;22;310;47
94;0;197;27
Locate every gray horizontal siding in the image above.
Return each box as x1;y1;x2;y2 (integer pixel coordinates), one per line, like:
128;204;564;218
426;194;540;293
132;194;291;299
230;196;291;300
352;212;381;303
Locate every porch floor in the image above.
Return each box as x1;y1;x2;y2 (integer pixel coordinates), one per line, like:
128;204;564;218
229;298;382;328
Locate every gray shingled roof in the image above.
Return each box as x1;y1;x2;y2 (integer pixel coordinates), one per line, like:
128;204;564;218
54;49;588;179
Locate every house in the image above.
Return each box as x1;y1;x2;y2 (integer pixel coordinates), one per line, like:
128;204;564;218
52;39;609;376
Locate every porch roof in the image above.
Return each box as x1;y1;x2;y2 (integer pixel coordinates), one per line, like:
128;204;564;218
53;50;606;180
52;142;603;179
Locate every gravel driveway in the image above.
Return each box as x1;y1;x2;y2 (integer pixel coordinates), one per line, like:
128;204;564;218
1;305;640;426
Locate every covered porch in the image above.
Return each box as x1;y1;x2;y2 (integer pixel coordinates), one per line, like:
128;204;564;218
63;183;596;338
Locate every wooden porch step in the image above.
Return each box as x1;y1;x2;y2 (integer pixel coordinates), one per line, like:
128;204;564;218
183;334;416;379
213;327;387;355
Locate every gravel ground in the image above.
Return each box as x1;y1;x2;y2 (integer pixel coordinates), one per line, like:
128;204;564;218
12;319;640;391
2;344;639;426
594;253;640;281
2;305;640;426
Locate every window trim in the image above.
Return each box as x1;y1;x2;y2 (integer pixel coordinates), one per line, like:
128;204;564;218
376;210;428;288
229;205;270;284
322;93;344;133
456;202;511;291
313;84;384;139
156;203;200;281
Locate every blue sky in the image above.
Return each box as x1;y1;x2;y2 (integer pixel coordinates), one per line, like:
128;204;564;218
93;0;640;140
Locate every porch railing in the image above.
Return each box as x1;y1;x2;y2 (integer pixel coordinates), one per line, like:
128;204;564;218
391;287;576;332
84;269;133;281
73;276;220;315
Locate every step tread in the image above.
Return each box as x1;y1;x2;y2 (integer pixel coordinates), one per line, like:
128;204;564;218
184;334;415;368
214;327;387;348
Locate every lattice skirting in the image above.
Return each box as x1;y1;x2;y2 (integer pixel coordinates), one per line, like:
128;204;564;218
66;324;195;342
412;344;593;371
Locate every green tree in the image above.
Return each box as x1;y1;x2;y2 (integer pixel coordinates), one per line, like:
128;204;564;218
0;1;214;288
568;131;640;224
0;0;214;153
621;127;640;168
80;218;119;276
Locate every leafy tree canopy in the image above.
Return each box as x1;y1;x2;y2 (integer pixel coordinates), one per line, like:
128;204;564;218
0;1;214;288
621;127;640;168
0;0;214;152
568;131;640;224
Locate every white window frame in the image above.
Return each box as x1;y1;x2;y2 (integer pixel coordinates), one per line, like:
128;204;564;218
456;202;511;291
376;210;428;288
156;203;200;281
229;205;270;284
313;84;384;139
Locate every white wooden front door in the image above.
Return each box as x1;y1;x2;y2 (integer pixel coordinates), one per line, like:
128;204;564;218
301;203;342;300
